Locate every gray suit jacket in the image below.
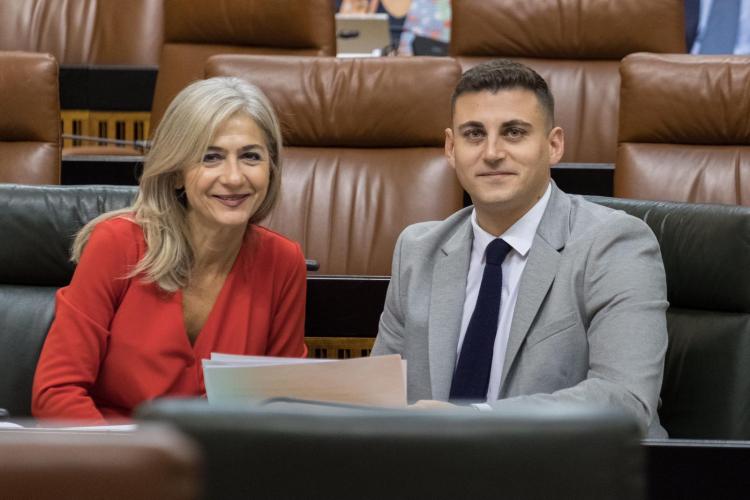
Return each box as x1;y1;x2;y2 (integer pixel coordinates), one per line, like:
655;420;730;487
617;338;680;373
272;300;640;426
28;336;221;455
373;184;669;437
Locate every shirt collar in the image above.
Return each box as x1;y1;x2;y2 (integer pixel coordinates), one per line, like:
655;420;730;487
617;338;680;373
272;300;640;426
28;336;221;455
470;182;552;259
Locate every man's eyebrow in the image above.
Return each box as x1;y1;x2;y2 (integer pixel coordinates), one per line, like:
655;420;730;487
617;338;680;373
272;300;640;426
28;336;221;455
457;121;486;131
501;119;533;128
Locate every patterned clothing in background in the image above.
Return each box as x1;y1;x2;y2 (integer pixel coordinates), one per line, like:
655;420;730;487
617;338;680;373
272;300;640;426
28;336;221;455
398;0;451;55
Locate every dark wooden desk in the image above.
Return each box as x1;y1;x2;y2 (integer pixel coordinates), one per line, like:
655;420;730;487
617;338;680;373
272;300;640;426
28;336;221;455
60;66;157;111
644;439;750;499
306;275;389;338
59;66;157;150
62;155;144;185
553;162;613;197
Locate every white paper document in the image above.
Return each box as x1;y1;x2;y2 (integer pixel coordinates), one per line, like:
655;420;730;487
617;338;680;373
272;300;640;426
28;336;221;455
203;353;407;408
206;353;332;366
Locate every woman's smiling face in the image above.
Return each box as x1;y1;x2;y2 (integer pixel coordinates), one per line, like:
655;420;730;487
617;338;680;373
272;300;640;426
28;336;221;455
182;112;271;235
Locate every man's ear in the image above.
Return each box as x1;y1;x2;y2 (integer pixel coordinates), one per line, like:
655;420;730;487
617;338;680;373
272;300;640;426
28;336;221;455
445;127;456;169
547;126;564;166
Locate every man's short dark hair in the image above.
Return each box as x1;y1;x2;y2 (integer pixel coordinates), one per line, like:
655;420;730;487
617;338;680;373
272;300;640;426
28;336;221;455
451;59;555;128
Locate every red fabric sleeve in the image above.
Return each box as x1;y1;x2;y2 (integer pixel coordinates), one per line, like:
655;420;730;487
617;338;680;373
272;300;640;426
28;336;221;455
266;242;308;358
32;218;138;422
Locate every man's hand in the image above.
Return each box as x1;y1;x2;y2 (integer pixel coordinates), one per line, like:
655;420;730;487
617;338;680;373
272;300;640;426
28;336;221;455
409;400;456;409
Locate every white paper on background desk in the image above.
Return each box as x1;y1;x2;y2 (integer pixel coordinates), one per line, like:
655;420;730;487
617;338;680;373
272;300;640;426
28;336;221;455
203;353;407;408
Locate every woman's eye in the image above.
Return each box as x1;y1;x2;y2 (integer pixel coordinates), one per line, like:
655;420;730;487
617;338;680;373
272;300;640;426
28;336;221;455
202;153;222;163
241;152;262;162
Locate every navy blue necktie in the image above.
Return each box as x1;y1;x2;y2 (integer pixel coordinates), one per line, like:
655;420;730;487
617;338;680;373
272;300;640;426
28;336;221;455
684;0;700;50
450;238;512;402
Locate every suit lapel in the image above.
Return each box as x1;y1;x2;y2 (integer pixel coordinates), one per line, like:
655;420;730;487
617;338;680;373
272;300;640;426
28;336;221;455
428;218;472;400
500;184;572;388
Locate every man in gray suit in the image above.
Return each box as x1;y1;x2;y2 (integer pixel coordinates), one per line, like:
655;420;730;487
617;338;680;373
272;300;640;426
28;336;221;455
372;60;668;437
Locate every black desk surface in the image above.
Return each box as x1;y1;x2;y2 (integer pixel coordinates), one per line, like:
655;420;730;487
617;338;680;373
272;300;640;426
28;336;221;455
60;65;157;111
62;155;144;185
644;439;750;499
306;275;389;337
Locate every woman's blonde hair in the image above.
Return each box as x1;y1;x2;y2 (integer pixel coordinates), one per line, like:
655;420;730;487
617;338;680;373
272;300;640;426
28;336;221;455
71;77;283;291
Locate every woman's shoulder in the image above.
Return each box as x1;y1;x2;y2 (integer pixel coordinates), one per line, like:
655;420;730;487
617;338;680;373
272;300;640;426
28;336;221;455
74;213;145;278
84;214;146;264
241;226;306;289
90;214;143;244
250;225;303;256
243;225;305;274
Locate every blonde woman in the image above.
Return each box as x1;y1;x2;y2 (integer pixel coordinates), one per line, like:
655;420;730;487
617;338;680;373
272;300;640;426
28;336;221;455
32;78;307;422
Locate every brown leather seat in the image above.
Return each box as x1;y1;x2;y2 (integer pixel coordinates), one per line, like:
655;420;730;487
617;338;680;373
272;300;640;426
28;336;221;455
0;0;164;157
205;56;464;275
615;53;750;205
0;51;61;184
0;426;200;500
0;0;163;66
450;0;685;164
151;0;336;130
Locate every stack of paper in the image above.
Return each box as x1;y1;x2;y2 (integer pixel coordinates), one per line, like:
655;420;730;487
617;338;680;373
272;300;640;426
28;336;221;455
203;353;407;408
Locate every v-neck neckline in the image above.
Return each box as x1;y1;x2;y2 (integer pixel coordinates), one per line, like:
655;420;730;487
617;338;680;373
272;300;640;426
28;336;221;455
176;234;247;352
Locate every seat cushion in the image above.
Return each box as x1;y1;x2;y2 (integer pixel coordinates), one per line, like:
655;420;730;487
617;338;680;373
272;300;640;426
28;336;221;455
0;286;57;417
662;309;750;439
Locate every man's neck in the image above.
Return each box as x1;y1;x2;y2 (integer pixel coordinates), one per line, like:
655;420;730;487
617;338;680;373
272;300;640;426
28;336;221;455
474;186;550;237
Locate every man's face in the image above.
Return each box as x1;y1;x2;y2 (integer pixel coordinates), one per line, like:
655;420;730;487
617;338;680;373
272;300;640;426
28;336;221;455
445;89;564;231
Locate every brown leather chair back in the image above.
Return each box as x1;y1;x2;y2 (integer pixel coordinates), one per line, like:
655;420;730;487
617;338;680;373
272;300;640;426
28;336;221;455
450;0;685;164
0;0;163;65
615;53;750;205
0;426;200;500
205;56;464;275
151;0;336;129
0;52;61;184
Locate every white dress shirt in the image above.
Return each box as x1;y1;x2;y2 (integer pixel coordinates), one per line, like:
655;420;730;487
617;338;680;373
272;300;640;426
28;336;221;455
736;1;750;54
456;182;551;402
